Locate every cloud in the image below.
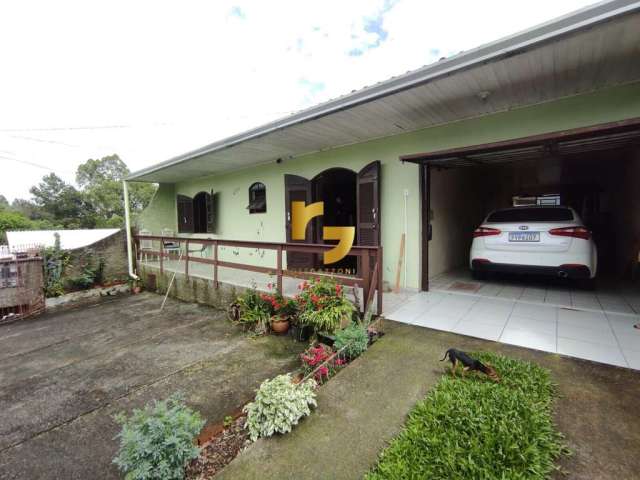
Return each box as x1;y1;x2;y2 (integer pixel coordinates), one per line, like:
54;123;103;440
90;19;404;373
0;0;596;200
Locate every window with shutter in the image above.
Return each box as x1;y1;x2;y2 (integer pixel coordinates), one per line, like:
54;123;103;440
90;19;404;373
247;182;267;214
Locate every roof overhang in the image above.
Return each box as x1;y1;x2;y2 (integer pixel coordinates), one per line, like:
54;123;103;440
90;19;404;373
399;117;640;167
128;0;640;183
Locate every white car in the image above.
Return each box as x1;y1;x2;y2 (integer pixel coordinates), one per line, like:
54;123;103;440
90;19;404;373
470;206;597;281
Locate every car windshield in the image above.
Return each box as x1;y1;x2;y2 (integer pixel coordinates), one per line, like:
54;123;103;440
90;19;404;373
486;207;574;223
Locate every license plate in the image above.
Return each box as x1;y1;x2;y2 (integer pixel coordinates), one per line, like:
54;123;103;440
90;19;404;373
508;232;540;242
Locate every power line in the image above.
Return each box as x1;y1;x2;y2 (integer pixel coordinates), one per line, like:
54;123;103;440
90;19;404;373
0;155;75;175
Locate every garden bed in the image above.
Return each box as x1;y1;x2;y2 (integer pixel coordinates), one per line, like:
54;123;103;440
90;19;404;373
365;352;568;479
187;415;249;480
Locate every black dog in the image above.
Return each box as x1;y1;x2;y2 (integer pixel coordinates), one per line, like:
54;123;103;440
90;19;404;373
440;348;500;382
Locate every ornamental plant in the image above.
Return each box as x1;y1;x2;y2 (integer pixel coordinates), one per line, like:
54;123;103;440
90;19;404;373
334;322;369;360
112;393;205;480
260;282;298;318
300;343;345;383
236;286;271;332
243;374;317;441
295;278;355;333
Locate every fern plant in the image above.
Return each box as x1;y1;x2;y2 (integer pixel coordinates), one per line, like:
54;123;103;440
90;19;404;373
113;393;205;480
243;374;317;442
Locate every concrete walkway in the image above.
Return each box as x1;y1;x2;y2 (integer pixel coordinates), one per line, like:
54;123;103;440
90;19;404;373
0;293;304;480
220;321;640;480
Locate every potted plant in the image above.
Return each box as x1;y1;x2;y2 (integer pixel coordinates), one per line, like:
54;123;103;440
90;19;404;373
234;286;271;334
260;283;297;335
295;278;355;335
129;278;143;294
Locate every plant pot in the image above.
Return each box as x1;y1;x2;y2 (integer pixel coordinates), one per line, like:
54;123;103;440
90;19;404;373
316;331;336;347
132;286;142;294
290;324;313;342
270;318;290;334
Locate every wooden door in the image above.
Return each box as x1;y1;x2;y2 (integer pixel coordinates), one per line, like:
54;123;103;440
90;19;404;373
357;161;381;246
285;174;314;269
177;194;194;233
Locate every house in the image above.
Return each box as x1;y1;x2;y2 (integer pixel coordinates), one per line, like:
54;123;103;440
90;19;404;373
125;0;640;319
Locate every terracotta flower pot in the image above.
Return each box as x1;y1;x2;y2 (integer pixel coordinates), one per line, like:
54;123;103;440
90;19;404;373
132;286;142;294
271;318;290;334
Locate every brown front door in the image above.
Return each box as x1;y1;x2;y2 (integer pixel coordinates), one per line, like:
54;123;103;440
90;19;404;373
357;161;381;246
285;174;314;269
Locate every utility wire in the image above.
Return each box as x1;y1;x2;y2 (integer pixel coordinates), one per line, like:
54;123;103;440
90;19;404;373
0;155;75;174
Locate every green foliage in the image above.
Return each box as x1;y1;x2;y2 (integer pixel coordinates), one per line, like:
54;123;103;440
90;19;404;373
366;352;567;480
43;233;70;297
236;286;271;332
223;415;234;428
295;278;355;333
7;155;155;230
243;374;317;442
299;300;354;333
0;210;33;242
334;322;369;360
113;393;205;480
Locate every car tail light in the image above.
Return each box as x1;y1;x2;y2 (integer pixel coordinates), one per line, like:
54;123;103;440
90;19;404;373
548;226;591;240
473;227;501;238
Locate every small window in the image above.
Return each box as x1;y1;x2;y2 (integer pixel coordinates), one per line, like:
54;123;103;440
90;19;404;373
487;207;574;223
247;182;266;214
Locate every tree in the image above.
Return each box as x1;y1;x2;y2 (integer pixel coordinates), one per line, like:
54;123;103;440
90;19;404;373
75;155;155;227
30;173;96;228
0;211;33;242
0;195;9;211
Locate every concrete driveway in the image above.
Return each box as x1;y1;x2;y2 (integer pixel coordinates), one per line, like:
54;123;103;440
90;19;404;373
0;293;303;479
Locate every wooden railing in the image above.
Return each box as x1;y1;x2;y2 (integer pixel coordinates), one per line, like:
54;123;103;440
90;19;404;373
134;235;383;314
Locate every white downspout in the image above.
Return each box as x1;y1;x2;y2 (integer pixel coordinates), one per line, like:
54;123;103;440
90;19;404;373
123;180;140;280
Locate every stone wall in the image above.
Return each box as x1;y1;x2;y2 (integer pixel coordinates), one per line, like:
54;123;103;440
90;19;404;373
64;230;128;284
139;266;241;311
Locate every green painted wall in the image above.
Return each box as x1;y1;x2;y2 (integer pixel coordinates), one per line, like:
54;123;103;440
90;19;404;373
136;82;640;289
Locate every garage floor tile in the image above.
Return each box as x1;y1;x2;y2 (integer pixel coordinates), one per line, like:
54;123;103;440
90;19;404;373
453;318;506;342
500;326;557;353
386;270;639;370
557;337;628;367
622;349;640;370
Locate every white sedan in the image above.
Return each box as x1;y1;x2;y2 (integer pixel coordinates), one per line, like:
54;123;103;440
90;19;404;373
470;206;597;281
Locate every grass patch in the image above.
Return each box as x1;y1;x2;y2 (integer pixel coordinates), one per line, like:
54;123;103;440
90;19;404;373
366;352;568;480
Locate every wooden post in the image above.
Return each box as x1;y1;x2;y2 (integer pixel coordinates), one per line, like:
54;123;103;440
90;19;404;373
394;234;405;293
377;246;383;315
361;249;370;312
276;245;283;293
159;236;164;275
185;240;189;277
213;240;219;288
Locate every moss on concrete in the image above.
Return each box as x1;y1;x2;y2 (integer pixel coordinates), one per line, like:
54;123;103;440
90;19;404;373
219;321;640;480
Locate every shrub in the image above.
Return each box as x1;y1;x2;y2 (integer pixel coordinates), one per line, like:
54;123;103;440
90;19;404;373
113;394;205;480
300;344;345;383
235;286;271;332
295;278;355;333
366;352;567;480
243;374;317;441
334;322;369;360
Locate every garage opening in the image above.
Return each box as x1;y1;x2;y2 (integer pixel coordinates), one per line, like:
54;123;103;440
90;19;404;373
404;119;640;295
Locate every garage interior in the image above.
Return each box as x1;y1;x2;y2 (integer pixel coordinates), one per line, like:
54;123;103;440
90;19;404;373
416;120;640;298
388;120;640;370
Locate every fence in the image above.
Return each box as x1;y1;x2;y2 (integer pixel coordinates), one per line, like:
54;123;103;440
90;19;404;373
0;256;45;321
134;234;383;315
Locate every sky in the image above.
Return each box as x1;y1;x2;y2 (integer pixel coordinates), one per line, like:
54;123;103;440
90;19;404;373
0;0;596;201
